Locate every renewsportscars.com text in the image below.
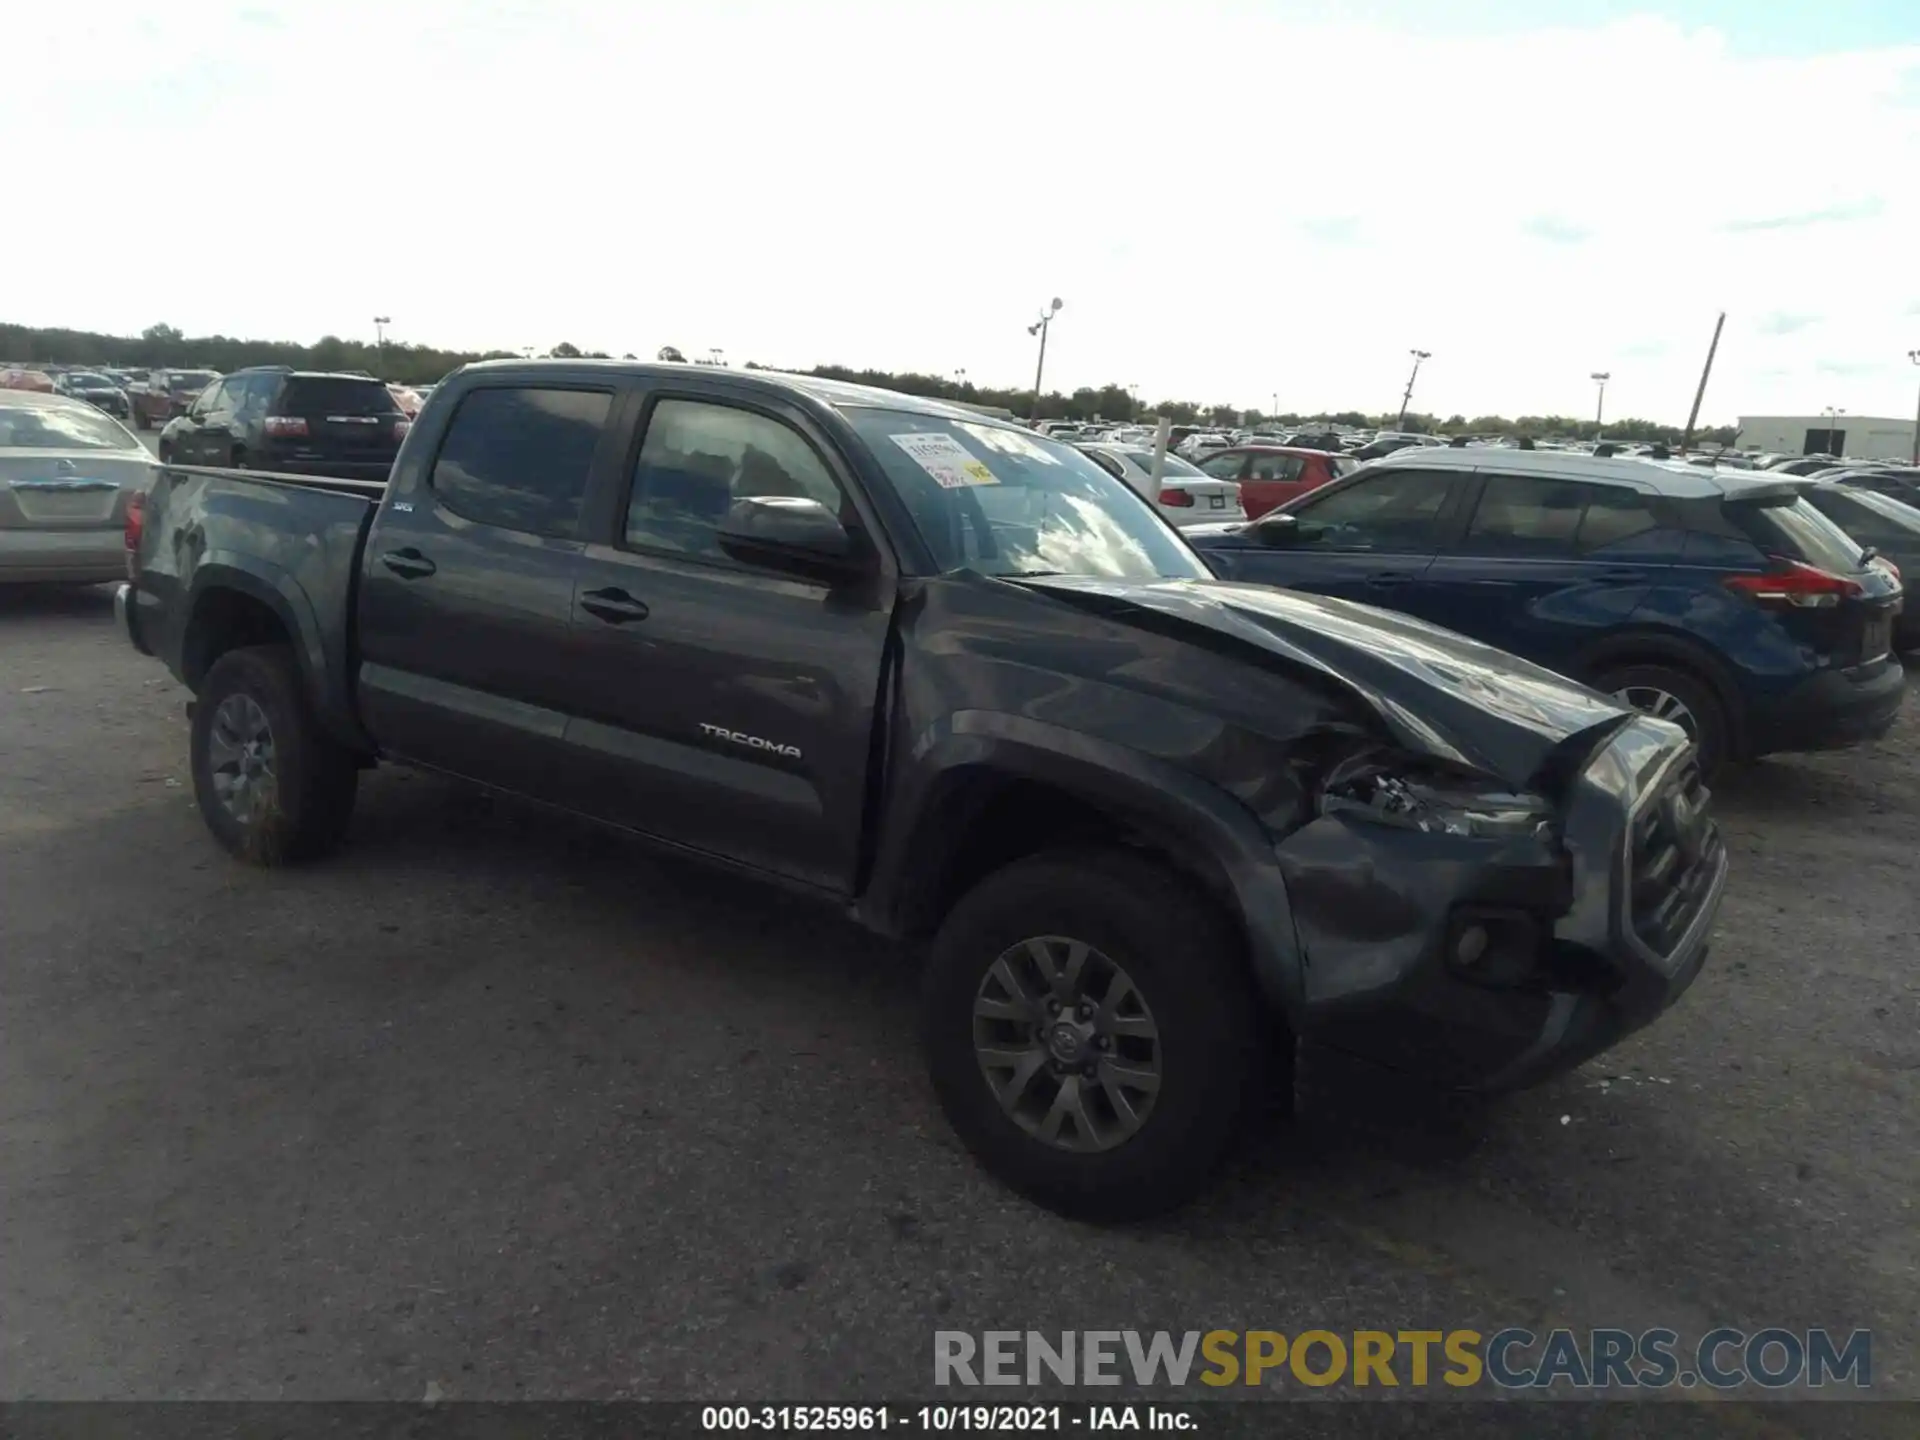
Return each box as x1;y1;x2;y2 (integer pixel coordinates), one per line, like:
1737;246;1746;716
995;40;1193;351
934;1328;1871;1391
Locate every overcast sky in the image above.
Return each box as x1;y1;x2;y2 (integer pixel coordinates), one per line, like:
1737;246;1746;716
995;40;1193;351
18;0;1920;423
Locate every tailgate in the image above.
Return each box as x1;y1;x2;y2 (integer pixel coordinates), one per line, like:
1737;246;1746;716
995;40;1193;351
0;452;152;530
279;377;406;459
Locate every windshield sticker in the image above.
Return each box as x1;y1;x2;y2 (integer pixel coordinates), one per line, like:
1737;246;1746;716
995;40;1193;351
958;421;1060;464
890;431;999;488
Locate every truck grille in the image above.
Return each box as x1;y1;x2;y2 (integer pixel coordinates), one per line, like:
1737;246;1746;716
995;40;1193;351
1628;757;1723;960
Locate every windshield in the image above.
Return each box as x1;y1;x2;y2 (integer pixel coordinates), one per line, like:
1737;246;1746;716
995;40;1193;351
1154;453;1205;478
848;409;1209;581
170;371;218;393
69;374;113;389
0;402;142;451
283;377;404;416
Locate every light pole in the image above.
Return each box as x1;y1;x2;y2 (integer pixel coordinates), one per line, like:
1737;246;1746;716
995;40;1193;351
1908;350;1920;465
1591;372;1610;437
1027;297;1063;422
1396;349;1431;429
1128;382;1139;417
954;368;968;390
373;315;391;364
1823;406;1845;456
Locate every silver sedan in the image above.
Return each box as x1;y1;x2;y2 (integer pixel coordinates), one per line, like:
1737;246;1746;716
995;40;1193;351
0;390;154;585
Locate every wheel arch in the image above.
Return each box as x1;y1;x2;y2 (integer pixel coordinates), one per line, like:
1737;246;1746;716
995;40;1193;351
1570;627;1748;758
859;715;1305;1023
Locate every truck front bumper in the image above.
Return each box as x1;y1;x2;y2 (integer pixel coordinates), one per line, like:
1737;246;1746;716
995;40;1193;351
1273;719;1724;1092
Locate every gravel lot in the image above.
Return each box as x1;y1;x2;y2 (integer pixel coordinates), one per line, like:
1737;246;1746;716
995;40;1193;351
1;582;1915;1431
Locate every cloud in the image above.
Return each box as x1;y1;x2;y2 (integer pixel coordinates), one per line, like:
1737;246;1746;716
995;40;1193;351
1758;313;1821;336
1815;360;1884;376
1621;340;1670;359
1521;215;1594;244
1300;216;1364;245
1721;199;1886;232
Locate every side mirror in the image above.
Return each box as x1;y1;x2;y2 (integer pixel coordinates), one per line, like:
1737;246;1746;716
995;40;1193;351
1254;512;1302;546
717;495;866;578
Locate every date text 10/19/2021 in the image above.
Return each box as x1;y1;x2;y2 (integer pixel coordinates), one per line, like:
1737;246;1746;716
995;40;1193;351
702;1408;1186;1431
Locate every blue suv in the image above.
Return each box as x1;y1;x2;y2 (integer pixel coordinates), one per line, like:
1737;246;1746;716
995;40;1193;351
1188;448;1906;779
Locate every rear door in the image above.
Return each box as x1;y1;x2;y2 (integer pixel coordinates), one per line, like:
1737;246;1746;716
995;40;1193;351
1416;474;1673;672
1219;467;1464;605
355;381;621;798
1240;450;1308;517
560;384;895;893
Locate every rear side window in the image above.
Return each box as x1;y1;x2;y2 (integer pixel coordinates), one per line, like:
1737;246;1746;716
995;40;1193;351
282;377;402;418
1463;476;1659;556
1246;453;1304;482
1729;497;1864;573
430;387;613;539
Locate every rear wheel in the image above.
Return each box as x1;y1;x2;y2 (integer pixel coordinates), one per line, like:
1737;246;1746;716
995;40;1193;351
190;646;358;865
922;849;1267;1221
1595;662;1728;780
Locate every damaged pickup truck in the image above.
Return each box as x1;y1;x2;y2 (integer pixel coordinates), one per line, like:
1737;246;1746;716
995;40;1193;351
115;362;1727;1220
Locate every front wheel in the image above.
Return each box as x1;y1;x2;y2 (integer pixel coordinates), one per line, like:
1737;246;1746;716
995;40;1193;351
922;849;1267;1221
1594;663;1729;781
190;645;359;865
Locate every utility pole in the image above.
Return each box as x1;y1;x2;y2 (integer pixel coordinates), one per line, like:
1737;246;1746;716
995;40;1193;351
1909;350;1920;465
1028;297;1064;423
1679;313;1725;456
1591;372;1610;437
1396;349;1430;429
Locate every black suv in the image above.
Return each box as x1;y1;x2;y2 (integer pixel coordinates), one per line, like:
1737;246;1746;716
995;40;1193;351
157;368;410;482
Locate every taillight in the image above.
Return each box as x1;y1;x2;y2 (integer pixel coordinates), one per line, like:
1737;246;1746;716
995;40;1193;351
123;491;145;578
1159;488;1194;508
1722;560;1863;609
263;415;309;438
393;418;412;443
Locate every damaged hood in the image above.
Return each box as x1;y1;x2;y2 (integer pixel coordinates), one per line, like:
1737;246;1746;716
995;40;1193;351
1017;575;1638;791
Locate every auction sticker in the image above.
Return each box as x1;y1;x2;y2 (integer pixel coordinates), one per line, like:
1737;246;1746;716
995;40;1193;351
891;432;998;488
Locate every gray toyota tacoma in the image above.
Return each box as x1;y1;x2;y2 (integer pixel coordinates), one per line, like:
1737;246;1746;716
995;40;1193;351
115;361;1727;1219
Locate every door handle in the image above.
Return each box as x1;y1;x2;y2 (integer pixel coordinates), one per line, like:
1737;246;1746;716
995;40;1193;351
580;587;650;624
380;547;437;579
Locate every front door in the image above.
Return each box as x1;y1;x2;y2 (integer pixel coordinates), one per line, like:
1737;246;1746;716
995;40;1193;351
561;389;893;893
355;382;620;799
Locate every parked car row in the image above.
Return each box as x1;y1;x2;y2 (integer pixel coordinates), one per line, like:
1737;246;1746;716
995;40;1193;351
1185;446;1908;781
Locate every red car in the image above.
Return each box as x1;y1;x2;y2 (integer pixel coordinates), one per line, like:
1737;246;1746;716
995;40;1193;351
1195;445;1356;519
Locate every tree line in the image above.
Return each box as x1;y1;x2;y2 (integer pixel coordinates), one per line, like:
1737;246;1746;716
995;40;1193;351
1;320;1738;446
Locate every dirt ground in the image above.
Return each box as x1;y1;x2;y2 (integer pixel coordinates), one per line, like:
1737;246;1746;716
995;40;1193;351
1;584;1914;1436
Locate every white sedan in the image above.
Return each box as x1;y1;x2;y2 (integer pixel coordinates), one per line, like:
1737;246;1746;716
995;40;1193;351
1077;443;1247;528
0;390;153;585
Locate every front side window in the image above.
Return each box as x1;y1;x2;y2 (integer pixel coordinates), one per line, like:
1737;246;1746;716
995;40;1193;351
1289;470;1455;550
625;398;844;561
430;386;613;539
846;409;1208;581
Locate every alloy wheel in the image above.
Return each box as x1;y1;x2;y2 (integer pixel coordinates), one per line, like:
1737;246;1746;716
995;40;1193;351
206;693;278;824
971;935;1163;1153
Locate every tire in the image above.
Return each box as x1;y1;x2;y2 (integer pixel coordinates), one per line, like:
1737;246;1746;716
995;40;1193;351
922;849;1267;1221
1593;662;1729;781
189;646;358;865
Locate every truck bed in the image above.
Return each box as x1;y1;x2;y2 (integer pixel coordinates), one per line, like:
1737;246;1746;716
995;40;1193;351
128;462;385;751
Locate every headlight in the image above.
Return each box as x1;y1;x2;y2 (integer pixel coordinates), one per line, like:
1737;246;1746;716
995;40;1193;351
1319;750;1556;841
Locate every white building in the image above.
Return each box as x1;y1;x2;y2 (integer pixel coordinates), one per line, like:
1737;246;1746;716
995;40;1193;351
1735;414;1916;463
